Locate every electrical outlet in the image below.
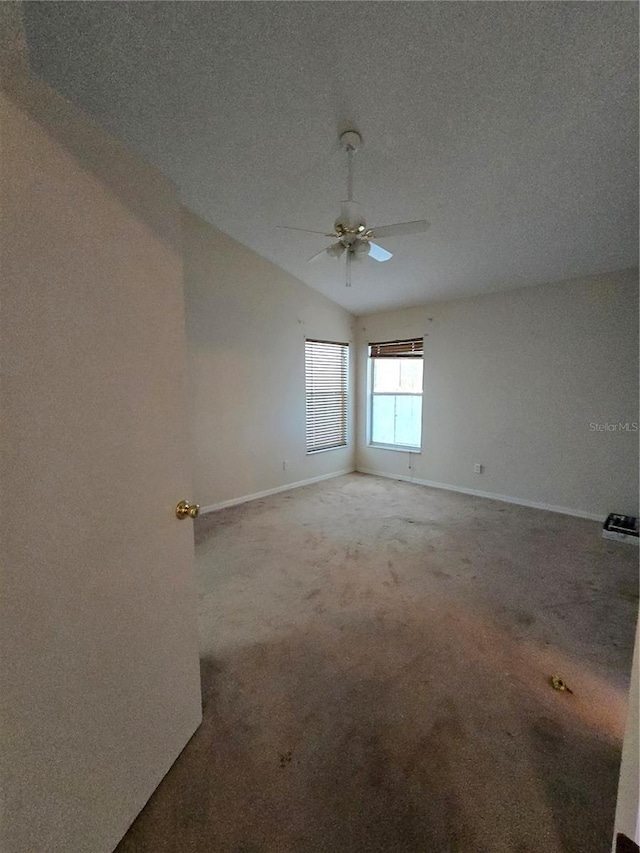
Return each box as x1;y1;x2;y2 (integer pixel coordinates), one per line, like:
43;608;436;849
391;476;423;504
283;460;289;471
474;463;483;474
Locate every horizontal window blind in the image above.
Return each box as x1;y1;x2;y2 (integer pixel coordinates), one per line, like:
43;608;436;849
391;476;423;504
369;338;424;358
305;339;348;453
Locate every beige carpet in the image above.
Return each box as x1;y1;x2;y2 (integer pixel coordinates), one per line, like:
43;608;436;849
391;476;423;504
116;473;638;852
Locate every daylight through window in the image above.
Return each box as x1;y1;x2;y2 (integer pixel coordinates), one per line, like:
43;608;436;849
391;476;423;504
369;338;423;450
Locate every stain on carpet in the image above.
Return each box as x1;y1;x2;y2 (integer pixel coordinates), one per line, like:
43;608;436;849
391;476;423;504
116;474;637;853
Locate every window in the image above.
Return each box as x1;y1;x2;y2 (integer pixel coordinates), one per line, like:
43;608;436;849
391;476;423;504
368;338;423;450
305;339;349;453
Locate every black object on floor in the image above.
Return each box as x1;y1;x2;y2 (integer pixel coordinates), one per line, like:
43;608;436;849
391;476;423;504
616;833;640;853
603;514;639;543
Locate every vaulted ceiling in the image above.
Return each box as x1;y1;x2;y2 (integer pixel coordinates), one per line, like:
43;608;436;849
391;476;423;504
23;1;638;315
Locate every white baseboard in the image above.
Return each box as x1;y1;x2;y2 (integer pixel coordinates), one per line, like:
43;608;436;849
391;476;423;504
199;468;356;514
356;467;605;522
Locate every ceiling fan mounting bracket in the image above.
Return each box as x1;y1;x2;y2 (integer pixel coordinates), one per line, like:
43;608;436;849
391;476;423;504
339;130;362;153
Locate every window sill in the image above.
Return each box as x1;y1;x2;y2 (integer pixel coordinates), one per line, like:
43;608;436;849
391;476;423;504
306;445;348;455
368;443;421;454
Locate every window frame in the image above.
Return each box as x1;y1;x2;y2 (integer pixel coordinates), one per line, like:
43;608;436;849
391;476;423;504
367;338;424;453
305;338;349;454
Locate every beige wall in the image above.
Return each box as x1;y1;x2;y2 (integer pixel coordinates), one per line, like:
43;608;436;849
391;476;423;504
183;210;356;509
356;269;639;519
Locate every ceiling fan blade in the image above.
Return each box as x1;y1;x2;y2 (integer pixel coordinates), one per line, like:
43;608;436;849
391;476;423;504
278;225;337;237
368;242;393;262
307;247;329;263
308;242;345;262
370;220;430;239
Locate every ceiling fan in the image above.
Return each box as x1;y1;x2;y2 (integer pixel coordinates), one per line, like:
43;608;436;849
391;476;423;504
278;130;429;286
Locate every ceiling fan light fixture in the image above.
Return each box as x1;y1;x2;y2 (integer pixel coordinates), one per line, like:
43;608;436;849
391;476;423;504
326;241;345;258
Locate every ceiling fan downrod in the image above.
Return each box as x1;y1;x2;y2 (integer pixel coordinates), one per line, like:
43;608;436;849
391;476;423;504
337;130;366;246
340;129;361;203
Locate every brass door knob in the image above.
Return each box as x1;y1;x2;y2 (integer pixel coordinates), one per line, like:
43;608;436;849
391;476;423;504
176;500;199;520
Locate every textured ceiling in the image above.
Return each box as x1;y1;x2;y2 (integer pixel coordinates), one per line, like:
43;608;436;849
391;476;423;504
23;1;638;315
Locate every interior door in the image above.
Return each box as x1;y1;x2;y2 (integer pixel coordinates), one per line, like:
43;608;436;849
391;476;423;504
0;27;202;853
